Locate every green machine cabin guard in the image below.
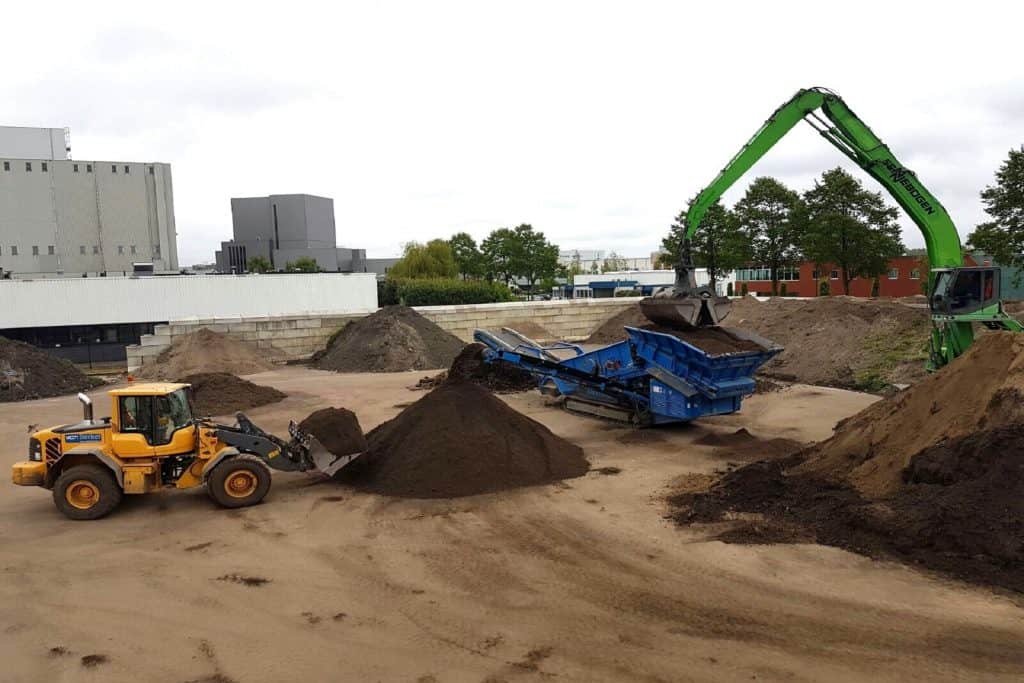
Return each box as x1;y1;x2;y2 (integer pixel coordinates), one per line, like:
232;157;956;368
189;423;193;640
681;87;1021;368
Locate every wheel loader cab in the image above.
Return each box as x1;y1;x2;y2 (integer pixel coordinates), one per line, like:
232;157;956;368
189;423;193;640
111;385;197;457
930;267;1001;316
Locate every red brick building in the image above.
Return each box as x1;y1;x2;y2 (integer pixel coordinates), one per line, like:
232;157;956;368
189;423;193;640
733;255;976;297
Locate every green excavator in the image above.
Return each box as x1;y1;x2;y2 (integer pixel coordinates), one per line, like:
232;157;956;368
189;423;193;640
641;86;1022;368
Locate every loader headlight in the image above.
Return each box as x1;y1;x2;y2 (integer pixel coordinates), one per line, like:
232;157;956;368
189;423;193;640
29;437;42;462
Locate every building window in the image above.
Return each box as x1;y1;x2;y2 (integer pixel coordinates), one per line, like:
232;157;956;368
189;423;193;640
10;246;17;256
80;245;86;255
130;245;137;255
888;268;899;280
2;161;8;171
734;266;799;282
111;164;117;173
86;164;93;173
830;270;839;280
124;165;130;174
910;269;921;279
117;245;124;255
148;165;154;175
47;245;55;255
32;246;39;256
93;245;100;255
41;162;48;172
73;163;79;173
25;162;32;172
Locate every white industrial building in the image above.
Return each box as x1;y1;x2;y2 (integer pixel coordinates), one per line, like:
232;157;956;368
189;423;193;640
0;126;178;278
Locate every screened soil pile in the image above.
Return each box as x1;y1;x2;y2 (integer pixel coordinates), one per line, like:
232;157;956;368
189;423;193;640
584;306;763;354
315;306;464;373
586;298;930;390
412;343;536;393
138;328;274;380
347;381;588;498
180;373;285;416
670;333;1024;592
0;337;91;402
298;407;367;456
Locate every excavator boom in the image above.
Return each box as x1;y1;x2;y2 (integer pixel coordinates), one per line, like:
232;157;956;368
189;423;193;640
657;87;1021;367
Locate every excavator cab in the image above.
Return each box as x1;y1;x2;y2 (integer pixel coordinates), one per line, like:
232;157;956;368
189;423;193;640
930;267;1001;316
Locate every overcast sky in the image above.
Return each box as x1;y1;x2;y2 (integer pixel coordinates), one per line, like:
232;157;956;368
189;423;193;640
5;1;1022;265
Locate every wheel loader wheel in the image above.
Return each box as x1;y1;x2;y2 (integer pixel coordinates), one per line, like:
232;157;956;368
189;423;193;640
207;454;272;509
52;464;123;521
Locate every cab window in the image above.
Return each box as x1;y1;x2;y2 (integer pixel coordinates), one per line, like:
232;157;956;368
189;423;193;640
152;390;193;446
120;396;155;444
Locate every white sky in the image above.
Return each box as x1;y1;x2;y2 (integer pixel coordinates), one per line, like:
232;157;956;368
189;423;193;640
5;1;1022;265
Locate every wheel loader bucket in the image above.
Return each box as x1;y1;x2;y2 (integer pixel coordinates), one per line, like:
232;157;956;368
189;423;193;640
639;289;732;329
307;435;363;477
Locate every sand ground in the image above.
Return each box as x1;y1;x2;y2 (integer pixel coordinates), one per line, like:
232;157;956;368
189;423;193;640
1;367;1022;682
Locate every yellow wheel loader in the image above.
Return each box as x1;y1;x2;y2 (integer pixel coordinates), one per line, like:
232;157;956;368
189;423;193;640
10;383;361;520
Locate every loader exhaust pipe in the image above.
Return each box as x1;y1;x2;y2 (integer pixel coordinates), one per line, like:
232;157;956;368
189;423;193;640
77;393;93;423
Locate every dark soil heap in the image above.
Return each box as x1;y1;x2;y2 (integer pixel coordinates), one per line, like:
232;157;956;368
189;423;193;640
299;407;368;456
413;343;536;394
584;306;763;355
180;373;286;416
587;298;930;390
139;328;275;380
348;381;588;498
670;333;1024;593
0;337;92;402
315;306;465;373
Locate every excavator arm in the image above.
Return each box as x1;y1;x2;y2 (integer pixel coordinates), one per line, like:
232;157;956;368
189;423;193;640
665;86;1020;367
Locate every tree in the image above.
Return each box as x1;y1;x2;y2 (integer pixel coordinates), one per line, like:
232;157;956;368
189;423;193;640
733;177;804;296
389;239;458;279
967;147;1024;283
480;228;518;285
511;224;559;290
448;232;483;279
601;251;627;273
801;167;904;295
285;256;320;273
246;255;272;273
662;199;750;286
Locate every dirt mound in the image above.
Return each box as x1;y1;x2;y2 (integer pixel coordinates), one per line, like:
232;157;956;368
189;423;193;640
139;329;274;380
299;407;367;456
180;373;285;416
728;295;930;390
694;427;803;461
315;306;465;373
412;343;537;394
0;337;91;402
584;307;763;354
348;381;588;498
671;333;1024;592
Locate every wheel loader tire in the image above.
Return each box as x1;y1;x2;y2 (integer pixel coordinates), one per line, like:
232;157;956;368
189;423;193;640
207;454;272;509
52;464;123;521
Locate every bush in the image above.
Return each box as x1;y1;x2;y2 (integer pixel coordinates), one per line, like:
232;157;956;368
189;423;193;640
726;282;734;296
378;278;514;306
819;280;830;296
614;289;642;297
740;283;749;296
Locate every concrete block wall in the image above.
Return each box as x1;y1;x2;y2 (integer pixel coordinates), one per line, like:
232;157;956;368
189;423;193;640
126;298;638;373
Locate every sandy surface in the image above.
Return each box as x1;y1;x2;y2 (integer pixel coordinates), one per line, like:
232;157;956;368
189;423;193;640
2;368;1023;682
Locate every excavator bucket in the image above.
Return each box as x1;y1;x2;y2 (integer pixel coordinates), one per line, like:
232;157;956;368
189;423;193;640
639;287;732;329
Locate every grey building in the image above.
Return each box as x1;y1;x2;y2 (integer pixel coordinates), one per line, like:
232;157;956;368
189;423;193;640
215;194;365;273
0;126;178;278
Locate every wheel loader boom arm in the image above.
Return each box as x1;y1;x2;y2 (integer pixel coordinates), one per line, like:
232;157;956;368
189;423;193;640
683;87;963;269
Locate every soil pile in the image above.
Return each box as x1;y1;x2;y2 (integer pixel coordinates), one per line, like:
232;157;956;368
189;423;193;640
315;306;464;373
586;298;930;390
349;381;588;498
138;329;274;380
671;333;1024;592
584;306;763;354
299;407;367;456
0;337;91;402
414;343;536;393
180;372;285;416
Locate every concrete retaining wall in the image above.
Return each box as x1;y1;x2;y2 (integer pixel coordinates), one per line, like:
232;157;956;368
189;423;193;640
126;298;638;373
